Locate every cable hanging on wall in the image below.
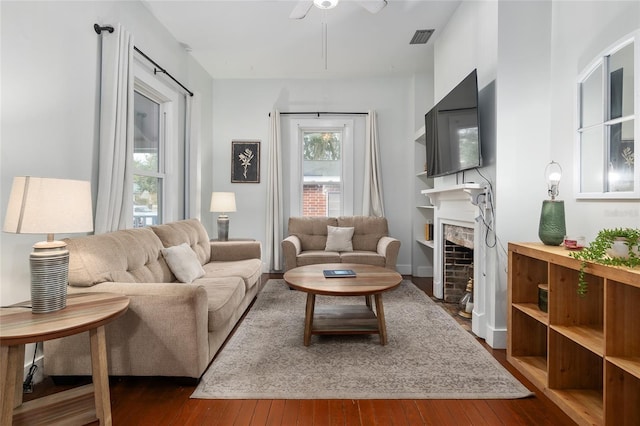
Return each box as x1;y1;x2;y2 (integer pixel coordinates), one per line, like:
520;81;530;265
94;24;194;97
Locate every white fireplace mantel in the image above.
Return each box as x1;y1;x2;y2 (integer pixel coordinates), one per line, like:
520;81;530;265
420;183;493;342
421;183;486;207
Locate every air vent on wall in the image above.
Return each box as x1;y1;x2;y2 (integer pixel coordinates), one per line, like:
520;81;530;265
410;29;434;45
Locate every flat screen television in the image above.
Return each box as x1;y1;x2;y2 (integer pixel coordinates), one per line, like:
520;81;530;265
425;69;482;178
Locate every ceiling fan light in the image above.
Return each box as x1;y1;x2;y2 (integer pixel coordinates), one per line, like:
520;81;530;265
314;0;339;10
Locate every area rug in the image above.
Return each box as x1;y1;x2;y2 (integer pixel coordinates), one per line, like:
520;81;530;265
192;280;532;399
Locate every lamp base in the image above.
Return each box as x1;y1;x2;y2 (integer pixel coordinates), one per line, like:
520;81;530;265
538;200;566;246
217;215;230;241
30;241;69;313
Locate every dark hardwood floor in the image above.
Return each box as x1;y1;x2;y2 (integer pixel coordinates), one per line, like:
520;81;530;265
25;275;576;425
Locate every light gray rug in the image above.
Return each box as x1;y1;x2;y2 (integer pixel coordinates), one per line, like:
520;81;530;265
192;279;532;399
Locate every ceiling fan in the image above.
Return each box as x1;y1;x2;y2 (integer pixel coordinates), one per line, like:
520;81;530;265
289;0;388;19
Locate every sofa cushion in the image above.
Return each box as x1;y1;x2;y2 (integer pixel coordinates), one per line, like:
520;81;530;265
66;227;173;286
325;226;354;252
288;217;338;251
338;216;388;252
297;250;341;266
161;243;206;283
202;258;262;292
151;219;211;265
340;251;386;267
197;277;245;332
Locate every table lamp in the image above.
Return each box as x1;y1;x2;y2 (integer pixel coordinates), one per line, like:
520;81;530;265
538;161;566;246
210;192;236;241
3;176;93;313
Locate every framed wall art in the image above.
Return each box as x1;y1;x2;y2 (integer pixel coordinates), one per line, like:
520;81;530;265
231;140;260;183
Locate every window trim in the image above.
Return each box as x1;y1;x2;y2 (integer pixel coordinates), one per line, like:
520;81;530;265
575;31;639;199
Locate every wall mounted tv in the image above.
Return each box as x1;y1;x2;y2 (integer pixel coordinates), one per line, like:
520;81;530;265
425;69;482;178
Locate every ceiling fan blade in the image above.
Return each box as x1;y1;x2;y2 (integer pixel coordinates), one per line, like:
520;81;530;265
289;0;314;19
357;0;387;14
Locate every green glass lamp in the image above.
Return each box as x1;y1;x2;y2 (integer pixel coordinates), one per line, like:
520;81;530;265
538;161;566;246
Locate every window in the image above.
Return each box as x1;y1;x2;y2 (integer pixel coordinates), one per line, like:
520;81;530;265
577;33;638;199
302;130;342;216
132;62;179;227
133;92;163;227
288;119;354;217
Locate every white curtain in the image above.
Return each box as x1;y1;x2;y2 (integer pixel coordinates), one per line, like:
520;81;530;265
363;109;385;217
94;24;134;234
265;110;284;271
185;93;202;220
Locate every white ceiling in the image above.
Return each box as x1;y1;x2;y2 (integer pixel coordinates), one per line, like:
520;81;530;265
142;0;461;79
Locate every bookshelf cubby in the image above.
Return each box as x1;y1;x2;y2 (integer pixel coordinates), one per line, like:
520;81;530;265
412;126;434;276
508;242;640;426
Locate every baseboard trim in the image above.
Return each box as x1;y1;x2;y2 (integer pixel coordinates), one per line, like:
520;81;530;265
414;265;433;277
484;326;507;349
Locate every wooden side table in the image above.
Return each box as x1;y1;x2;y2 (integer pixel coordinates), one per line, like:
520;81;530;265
0;292;129;425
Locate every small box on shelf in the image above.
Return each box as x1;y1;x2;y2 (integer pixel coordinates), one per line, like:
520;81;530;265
537;284;548;313
424;222;434;241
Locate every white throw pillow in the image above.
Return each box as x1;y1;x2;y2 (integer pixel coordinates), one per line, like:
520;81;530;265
325;226;355;252
161;243;205;283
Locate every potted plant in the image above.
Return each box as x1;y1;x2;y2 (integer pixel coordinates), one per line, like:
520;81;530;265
570;227;640;296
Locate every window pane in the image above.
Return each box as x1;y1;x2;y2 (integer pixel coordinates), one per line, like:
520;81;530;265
609;42;634;120
302;183;341;216
580;126;604;193
608;120;635;192
302;131;342;216
581;64;603;128
134;92;160;172
133;176;161;227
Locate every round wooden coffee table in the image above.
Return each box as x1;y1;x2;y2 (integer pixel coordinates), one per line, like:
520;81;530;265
283;263;402;346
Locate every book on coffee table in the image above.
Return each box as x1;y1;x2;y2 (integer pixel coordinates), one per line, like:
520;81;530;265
323;269;357;278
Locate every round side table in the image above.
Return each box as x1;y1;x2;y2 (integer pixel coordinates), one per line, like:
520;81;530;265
0;292;129;425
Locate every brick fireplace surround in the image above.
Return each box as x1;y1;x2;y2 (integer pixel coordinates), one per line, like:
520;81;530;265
443;224;474;303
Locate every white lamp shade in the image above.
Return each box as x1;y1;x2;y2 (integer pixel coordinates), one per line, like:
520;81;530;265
3;176;94;235
210;192;236;213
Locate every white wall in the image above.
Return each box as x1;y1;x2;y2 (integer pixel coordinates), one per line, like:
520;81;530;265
211;78;415;272
0;1;213;305
434;0;640;348
494;0;553;348
434;0;498;190
549;0;640;235
432;0;503;345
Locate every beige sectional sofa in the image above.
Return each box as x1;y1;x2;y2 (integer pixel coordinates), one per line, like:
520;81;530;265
44;219;262;379
281;216;400;272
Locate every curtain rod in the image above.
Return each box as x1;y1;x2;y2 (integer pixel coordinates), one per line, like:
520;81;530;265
269;112;368;117
94;24;194;97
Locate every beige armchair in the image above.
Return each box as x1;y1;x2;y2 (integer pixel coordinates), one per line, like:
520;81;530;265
281;216;400;272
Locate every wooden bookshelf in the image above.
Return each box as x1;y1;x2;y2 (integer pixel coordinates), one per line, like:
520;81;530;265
508;242;640;426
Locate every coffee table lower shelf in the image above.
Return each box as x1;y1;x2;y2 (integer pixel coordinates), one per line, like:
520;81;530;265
312;305;380;334
304;293;388;346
